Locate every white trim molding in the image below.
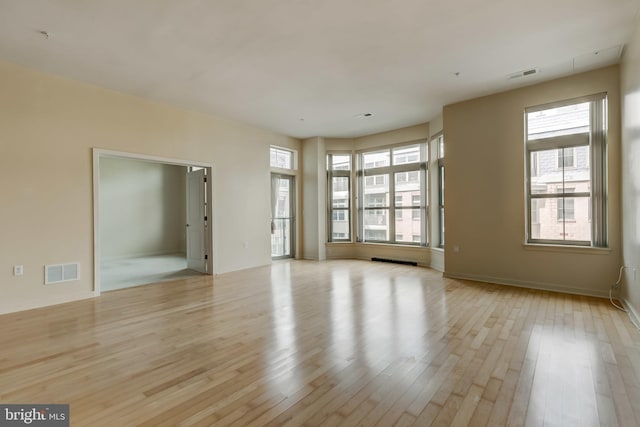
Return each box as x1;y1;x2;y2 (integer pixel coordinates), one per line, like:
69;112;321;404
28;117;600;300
443;271;609;298
622;298;640;330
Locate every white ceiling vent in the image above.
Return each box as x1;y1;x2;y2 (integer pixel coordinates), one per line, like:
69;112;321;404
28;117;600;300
508;68;539;80
45;262;80;285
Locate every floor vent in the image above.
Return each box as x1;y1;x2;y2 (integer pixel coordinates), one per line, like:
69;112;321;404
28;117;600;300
45;262;80;284
371;257;417;266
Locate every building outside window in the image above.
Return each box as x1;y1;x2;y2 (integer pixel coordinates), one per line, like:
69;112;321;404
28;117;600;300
525;94;607;246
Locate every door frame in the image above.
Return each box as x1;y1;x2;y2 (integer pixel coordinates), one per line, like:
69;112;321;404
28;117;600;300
92;148;214;296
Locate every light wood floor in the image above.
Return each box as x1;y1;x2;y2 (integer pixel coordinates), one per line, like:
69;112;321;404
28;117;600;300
1;260;639;426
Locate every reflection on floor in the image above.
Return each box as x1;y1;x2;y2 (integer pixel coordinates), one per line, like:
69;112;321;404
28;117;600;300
101;253;203;291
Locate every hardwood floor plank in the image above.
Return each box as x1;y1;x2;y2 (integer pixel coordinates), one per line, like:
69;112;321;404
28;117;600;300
0;259;638;426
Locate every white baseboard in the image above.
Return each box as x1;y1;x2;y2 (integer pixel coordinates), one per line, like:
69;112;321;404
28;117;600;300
443;271;609;298
622;298;640;330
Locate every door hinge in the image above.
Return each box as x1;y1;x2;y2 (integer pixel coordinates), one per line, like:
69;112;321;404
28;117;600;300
204;177;207;183
204;216;207;221
205;255;209;260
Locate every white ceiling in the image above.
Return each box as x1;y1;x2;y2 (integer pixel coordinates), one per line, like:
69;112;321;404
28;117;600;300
0;0;639;138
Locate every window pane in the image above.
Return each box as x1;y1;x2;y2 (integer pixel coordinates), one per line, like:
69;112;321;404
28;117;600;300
439;207;445;246
557;148;576;168
364;229;387;241
438;166;445;206
363;150;390;169
531;147;590;195
395;209;421;243
331;154;350;170
276;179;290;217
531;197;591;242
332;177;349;208
364;174;389;207
393;144;421;165
271;218;292;257
332;212;350;240
530;149;561;195
395;171;420;207
438;136;444;159
270;147;293;169
364;209;388;241
527;102;590;140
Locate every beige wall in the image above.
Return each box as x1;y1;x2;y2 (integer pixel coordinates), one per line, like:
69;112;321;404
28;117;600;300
99;157;187;259
443;65;622;297
301;137;327;260
354;123;429;150
621;15;640;324
0;60;300;314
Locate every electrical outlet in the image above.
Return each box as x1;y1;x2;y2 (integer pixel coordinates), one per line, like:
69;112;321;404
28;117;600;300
13;265;24;276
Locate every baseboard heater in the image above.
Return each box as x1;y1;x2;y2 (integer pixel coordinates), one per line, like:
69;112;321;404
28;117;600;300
371;257;417;266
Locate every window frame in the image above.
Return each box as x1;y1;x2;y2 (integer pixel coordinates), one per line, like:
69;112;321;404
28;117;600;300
356;141;428;246
270;146;297;170
431;132;445;248
327;152;352;242
525;93;607;247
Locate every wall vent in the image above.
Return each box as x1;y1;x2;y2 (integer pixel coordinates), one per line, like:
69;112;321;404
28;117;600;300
45;262;80;285
508;68;539;80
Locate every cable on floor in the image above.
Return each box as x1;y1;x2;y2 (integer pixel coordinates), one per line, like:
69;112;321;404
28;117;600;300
609;265;627;312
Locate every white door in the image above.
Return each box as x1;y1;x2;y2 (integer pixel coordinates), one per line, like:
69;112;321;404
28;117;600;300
186;169;207;273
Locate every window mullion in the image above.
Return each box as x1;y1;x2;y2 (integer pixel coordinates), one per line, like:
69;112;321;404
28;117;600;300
389;172;396;242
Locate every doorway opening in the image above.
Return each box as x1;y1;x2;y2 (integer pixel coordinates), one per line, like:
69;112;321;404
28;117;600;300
271;174;295;259
93;149;213;294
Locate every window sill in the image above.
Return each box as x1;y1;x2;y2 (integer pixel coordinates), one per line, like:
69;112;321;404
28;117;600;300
522;243;611;255
355;242;429;250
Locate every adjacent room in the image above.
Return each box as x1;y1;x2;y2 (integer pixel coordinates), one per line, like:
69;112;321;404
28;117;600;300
98;154;209;291
1;0;640;425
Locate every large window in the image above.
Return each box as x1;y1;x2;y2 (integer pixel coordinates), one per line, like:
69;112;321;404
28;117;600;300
327;153;351;241
357;143;427;245
434;133;445;248
525;94;607;246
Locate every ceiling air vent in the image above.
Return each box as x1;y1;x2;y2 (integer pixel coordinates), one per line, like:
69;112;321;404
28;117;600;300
508;68;539;80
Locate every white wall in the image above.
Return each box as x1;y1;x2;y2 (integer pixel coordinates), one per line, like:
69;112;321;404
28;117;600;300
0;60;300;314
443;66;622;297
100;156;186;259
620;13;640;324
